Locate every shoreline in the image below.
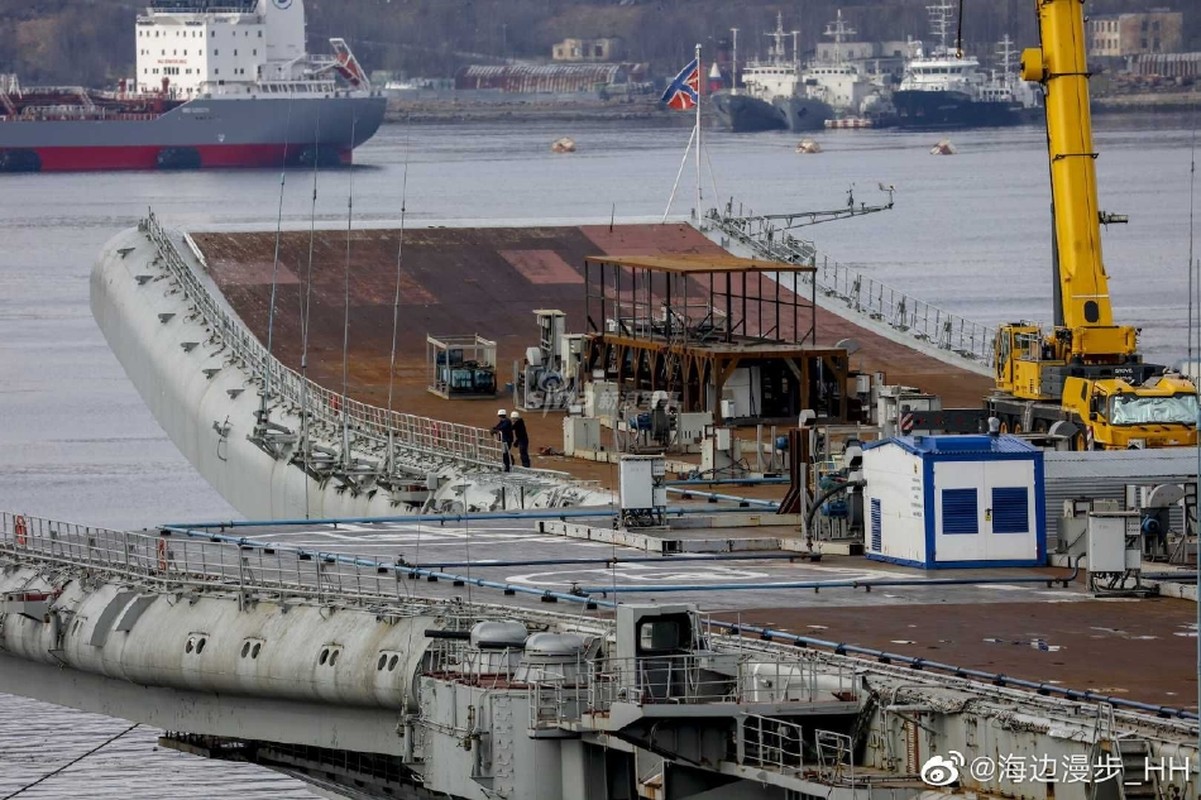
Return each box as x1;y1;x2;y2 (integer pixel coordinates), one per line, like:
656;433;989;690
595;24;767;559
384;92;1201;126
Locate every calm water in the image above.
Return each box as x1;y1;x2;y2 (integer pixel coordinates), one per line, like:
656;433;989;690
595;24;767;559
0;114;1197;798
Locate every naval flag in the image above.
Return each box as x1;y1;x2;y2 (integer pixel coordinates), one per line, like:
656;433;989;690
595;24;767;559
660;58;700;111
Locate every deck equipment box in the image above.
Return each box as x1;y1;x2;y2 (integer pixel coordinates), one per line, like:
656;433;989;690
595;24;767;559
862;434;1046;569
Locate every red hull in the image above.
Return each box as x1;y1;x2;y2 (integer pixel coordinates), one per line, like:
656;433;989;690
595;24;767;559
21;143;353;172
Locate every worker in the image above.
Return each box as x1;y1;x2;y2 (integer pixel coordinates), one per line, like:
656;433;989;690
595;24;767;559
510;410;530;468
492;408;513;472
651;394;670;447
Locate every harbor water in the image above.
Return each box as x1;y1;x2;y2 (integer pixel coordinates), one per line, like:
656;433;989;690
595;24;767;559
0;114;1198;797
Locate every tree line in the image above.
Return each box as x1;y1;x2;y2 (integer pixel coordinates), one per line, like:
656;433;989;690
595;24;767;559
0;0;1194;86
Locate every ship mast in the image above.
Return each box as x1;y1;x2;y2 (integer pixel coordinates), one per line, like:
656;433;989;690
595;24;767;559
766;13;787;65
823;9;856;65
926;1;955;54
995;34;1019;90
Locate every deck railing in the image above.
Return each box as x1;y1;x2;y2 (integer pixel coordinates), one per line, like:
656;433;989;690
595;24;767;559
0;512;433;611
585;652;858;712
704;206;996;366
141;212;508;472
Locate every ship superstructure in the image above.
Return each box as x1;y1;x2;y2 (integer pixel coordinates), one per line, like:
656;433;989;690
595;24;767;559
892;1;1039;129
0;0;384;172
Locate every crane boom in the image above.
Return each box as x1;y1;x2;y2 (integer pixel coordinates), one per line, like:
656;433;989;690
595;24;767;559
986;0;1197;450
1024;0;1113;330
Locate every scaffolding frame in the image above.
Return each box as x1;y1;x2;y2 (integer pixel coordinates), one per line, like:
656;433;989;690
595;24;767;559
581;254;848;425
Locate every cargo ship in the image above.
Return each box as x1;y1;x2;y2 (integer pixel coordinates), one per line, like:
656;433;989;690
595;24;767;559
0;0;385;172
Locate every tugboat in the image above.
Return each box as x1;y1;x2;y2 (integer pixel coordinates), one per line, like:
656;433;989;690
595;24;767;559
891;2;1039;129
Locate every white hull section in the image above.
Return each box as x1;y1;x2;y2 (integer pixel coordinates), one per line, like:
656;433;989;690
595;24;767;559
91;222;610;521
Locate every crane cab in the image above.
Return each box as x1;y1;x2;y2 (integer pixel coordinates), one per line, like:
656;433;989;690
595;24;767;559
1061;375;1198;449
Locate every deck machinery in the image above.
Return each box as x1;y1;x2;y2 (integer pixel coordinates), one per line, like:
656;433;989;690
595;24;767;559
988;0;1198;450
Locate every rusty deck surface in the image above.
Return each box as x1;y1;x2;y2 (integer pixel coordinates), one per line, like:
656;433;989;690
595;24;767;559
191;223;992;489
719;594;1198;710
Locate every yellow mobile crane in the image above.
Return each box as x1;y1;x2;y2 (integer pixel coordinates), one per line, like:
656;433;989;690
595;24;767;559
987;0;1197;450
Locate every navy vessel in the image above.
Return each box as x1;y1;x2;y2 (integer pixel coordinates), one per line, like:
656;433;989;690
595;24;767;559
0;0;385;172
713;13;832;133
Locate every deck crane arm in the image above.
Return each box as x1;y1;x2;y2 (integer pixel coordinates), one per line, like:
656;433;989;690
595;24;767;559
1021;0;1132;358
986;0;1197;450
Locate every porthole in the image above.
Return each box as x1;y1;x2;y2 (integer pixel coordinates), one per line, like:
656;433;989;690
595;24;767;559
241;642;251;658
196;637;206;654
329;649;340;667
388;655;399;672
319;648;329;665
377;654;387;671
185;638;194;654
251;642;261;659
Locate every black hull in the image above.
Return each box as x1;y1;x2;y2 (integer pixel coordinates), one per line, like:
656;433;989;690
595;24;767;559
712;92;785;133
892;89;1036;129
712;92;835;134
772;96;834;132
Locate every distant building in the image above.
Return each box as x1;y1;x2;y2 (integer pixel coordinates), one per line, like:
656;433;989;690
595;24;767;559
1087;11;1183;57
552;38;624;62
1126;52;1201;79
454;62;646;93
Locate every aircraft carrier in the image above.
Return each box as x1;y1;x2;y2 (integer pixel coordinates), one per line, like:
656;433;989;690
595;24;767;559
2;1;1198;796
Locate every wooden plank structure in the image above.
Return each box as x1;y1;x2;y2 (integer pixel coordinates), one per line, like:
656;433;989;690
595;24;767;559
582;253;849;425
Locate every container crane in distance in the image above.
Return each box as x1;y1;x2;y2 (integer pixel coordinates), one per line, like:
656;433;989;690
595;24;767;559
987;0;1198;450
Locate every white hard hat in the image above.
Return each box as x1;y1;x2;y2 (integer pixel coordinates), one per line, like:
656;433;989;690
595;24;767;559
497;408;507;416
510;411;520;419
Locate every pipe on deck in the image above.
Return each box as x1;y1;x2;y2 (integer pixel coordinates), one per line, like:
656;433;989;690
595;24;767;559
664;487;780;508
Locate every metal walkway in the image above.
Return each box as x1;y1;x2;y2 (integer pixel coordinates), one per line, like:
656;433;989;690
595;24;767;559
701;198;997;368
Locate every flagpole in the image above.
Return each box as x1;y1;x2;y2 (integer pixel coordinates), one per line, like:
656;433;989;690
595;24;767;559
694;42;702;221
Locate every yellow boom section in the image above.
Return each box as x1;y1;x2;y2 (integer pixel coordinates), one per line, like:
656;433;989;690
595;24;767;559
1022;0;1113;330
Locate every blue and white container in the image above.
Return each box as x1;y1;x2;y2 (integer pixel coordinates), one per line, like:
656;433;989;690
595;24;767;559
862;434;1046;569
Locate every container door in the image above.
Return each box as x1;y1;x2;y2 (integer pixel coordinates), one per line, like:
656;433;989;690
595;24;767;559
981;460;1037;561
931;461;985;563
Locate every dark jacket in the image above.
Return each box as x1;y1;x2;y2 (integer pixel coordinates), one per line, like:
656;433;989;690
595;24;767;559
492;417;514;444
512;418;529;444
